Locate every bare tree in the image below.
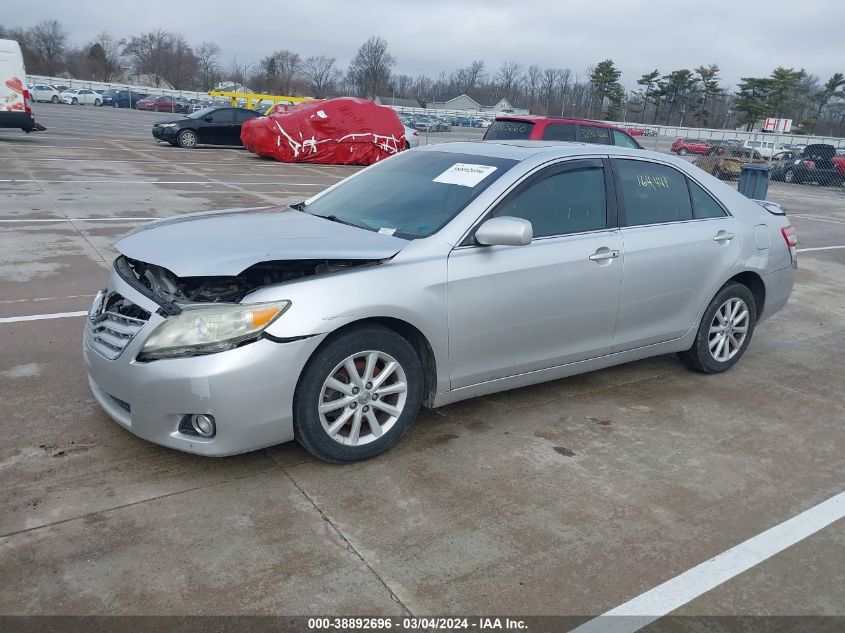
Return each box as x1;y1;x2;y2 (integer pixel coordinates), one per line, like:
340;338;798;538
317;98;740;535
196;41;221;90
122;30;197;89
28;19;68;75
349;36;395;98
301;55;340;98
412;74;433;101
525;64;542;108
495;61;523;101
272;50;301;95
541;68;563;113
390;73;414;99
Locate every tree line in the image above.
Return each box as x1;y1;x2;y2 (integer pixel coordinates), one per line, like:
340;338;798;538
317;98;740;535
3;19;843;136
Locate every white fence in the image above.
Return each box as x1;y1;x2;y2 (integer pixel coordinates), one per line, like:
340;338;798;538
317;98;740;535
619;122;845;150
26;75;211;100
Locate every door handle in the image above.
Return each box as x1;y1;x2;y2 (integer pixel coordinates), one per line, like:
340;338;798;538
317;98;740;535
713;232;735;242
589;249;621;261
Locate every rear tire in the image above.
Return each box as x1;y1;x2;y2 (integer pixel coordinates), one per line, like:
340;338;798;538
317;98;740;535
678;282;757;374
784;169;798;184
293;325;424;463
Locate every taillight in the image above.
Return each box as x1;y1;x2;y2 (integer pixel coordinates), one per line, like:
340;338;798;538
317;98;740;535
801;160;816;169
781;225;797;247
22;89;32;114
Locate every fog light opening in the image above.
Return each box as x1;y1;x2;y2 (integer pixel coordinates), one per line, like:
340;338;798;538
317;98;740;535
188;414;216;438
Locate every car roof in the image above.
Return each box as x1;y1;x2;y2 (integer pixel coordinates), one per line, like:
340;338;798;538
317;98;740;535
492;115;623;129
417;140;672;163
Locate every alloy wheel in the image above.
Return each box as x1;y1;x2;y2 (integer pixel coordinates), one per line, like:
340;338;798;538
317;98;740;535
178;130;197;148
318;351;408;446
708;298;749;362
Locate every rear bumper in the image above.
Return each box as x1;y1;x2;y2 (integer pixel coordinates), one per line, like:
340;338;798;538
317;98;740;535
0;111;35;131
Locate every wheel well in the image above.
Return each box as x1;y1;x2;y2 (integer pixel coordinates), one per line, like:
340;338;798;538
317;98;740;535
728;271;765;315
313;317;438;408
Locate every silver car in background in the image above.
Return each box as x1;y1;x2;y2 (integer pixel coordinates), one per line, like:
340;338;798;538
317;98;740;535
84;142;796;463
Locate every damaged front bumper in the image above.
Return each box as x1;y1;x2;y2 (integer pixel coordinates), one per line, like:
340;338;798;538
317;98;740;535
83;266;325;456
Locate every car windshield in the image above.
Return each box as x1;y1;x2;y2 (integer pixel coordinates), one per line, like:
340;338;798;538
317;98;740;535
186;107;219;119
302;150;518;239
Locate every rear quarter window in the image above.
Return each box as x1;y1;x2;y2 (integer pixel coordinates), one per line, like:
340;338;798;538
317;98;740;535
484;120;535;140
577;125;612;145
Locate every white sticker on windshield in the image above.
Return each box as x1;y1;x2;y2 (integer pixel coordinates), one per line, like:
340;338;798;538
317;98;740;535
378;227;397;235
433;163;497;187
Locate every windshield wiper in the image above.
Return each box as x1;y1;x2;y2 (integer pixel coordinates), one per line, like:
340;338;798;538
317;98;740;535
312;214;361;229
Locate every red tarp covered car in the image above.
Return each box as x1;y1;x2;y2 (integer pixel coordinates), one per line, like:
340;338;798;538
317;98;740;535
241;97;406;166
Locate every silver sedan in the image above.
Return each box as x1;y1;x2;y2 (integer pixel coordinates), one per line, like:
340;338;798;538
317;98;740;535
84;142;796;463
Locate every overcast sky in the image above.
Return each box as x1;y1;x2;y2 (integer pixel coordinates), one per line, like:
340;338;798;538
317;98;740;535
7;0;844;89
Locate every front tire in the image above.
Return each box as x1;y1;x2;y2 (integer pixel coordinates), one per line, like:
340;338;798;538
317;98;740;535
678;282;757;374
293;325;424;463
51;95;58;104
94;99;101;106
784;169;798;184
678;147;688;156
71;98;78;105
176;129;197;148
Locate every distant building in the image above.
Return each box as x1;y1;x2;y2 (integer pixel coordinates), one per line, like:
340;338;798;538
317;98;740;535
428;92;528;115
374;96;422;108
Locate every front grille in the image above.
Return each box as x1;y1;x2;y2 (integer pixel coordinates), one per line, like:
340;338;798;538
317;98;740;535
89;293;151;359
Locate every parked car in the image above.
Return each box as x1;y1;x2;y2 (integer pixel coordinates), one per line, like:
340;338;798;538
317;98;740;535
770;144;843;186
483;116;643;149
173;97;191;113
625;127;646;136
29;83;61;103
102;90;147;108
671;138;712;155
60;88;102;106
151;106;263;148
695;146;764;179
403;124;419;149
136;95;180;112
83;142;796;463
743;138;789;158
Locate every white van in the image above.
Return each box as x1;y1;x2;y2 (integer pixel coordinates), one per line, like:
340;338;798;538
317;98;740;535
0;38;38;132
743;138;788;159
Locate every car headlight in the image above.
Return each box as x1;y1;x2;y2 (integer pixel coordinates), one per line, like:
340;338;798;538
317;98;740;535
138;301;290;361
159;123;177;128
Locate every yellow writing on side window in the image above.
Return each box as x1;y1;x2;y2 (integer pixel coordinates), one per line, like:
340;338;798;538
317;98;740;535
636;174;670;190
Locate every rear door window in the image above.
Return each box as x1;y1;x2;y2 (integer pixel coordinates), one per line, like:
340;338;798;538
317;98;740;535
614;159;693;226
234;109;258;123
484;120;535;140
542;123;577;141
577;125;612;145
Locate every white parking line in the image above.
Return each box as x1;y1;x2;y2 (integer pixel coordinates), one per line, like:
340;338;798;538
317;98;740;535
0;217;161;223
791;214;845;225
571;490;845;633
797;245;845;253
0;179;323;186
0;311;88;324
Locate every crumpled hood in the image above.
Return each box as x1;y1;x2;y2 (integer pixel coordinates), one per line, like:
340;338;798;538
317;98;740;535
116;206;408;277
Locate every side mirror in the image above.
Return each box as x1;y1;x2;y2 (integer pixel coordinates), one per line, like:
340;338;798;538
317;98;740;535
203;116;213;122
475;216;533;247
